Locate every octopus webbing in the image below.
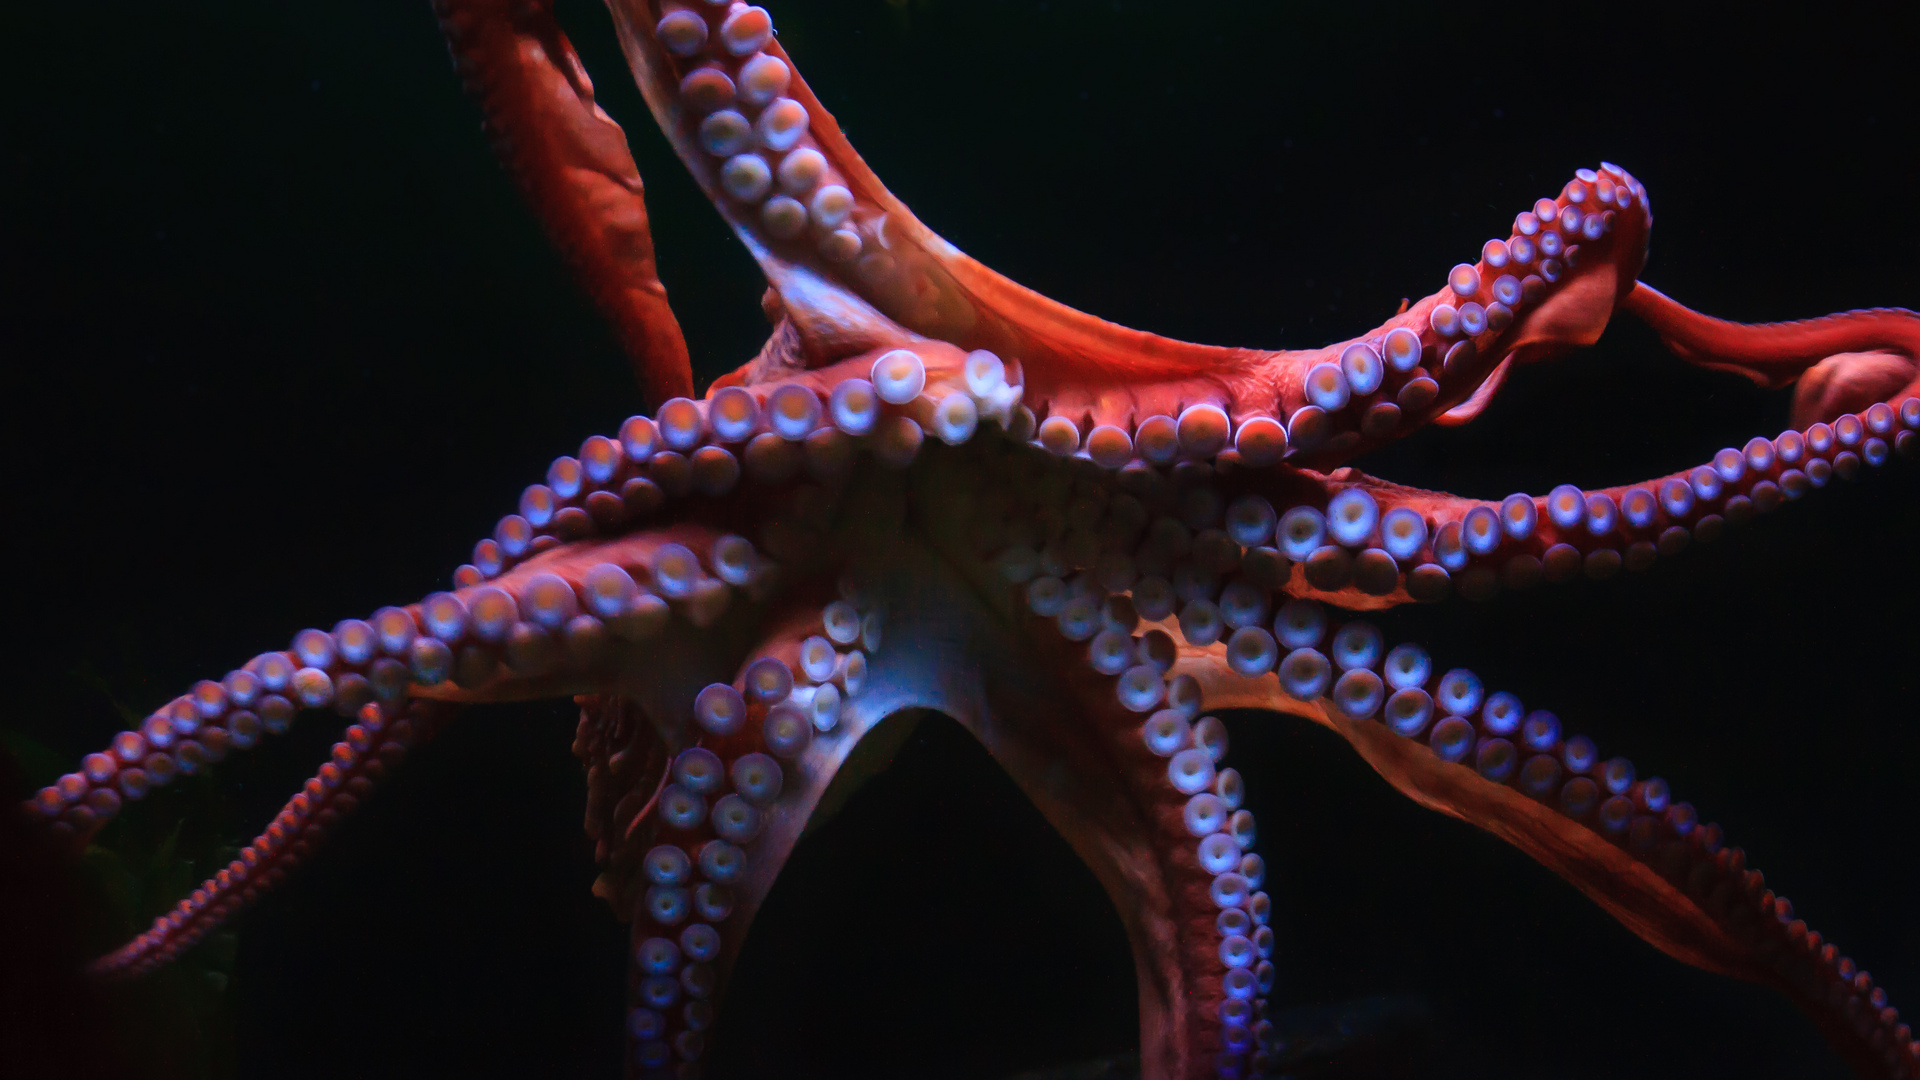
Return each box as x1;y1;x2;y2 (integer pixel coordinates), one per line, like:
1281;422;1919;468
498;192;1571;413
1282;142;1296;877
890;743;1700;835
11;1;1920;1078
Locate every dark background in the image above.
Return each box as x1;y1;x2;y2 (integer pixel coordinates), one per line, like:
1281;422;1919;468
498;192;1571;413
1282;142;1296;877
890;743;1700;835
4;1;1918;1078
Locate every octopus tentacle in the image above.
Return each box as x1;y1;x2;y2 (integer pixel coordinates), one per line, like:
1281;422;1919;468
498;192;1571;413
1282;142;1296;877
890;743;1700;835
753;503;1281;1079
993;165;1652;473
433;0;693;405
25;513;782;974
522;422;1307;1077
589;597;904;1073
947;414;1914;1076
1321;397;1920;600
29;339;1018;978
25;625;437;849
27;337;1915;1075
968;425;1917;1075
968;389;1916;621
596;0;1261;381
1625;282;1920;422
1276;165;1657;462
23;520;751;843
446;342;998;591
28;347;1008;822
87;700;458;979
976;593;1275;1080
595;2;1659;477
1187;611;1915;1080
24;540;747;976
975;165;1654;477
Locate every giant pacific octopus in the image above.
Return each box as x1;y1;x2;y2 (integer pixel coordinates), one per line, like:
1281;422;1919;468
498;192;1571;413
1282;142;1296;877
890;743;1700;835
19;1;1920;1078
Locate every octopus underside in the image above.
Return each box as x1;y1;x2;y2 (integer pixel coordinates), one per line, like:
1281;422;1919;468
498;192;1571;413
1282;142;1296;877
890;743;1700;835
12;1;1920;1079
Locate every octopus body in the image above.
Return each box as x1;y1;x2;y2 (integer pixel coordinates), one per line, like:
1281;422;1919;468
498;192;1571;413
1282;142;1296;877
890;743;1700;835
11;2;1919;1078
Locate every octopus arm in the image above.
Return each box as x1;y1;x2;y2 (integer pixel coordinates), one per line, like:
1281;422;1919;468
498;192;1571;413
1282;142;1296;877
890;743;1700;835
1626;282;1920;421
34;518;782;977
1294;355;1919;604
923;410;1918;1077
975;612;1259;1079
87;701;462;978
582;540;1067;1074
1190;650;1912;1080
571;1;1697;484
434;0;693;405
593;0;1281;402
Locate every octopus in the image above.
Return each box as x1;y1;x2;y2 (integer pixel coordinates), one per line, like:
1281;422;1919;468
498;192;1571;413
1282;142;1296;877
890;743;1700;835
9;2;1917;1079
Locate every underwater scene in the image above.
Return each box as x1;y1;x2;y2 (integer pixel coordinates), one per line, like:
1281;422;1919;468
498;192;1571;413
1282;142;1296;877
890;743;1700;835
4;1;1917;1078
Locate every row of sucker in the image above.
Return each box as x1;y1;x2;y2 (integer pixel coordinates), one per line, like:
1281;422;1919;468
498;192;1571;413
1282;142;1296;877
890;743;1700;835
613;586;883;1073
975;429;1911;1076
37;531;781;983
983;458;1274;1076
1020;398;1919;607
1017;164;1646;469
34;342;999;839
651;2;881;268
456;346;1022;587
28;340;1005;998
29;298;1915;1071
1348;398;1919;602
448;171;1694;616
1263;599;1913;1075
646;25;1651;474
1029;572;1274;1076
1017;570;1914;1074
87;699;453;978
651;0;1650;466
84;530;780;985
26;532;782;844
